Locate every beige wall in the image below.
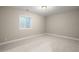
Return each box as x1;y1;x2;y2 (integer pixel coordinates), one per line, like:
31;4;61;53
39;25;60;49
46;10;79;38
0;7;45;43
1;7;79;43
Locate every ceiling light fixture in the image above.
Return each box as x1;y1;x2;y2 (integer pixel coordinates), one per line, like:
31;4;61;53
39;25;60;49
41;6;47;9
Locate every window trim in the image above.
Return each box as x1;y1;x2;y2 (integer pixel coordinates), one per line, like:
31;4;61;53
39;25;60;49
19;15;32;30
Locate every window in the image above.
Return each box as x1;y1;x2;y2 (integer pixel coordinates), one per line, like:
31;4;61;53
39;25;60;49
19;16;32;29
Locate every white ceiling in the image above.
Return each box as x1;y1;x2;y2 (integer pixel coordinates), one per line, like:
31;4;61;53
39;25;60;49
11;6;79;16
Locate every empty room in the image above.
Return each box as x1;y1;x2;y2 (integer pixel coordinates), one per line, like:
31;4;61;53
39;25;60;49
0;6;79;52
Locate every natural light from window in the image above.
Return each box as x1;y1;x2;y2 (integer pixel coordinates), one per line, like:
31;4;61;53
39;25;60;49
19;16;32;30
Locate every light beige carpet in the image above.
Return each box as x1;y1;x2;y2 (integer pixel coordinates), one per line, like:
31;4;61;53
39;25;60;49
5;36;79;52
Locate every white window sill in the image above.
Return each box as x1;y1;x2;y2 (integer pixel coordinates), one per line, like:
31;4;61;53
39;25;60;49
19;28;32;30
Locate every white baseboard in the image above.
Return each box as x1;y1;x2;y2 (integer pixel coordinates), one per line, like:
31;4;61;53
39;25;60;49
0;34;44;46
1;33;78;46
45;33;79;41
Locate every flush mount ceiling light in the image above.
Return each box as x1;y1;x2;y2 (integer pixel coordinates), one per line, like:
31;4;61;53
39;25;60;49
32;6;55;14
41;6;47;9
34;6;54;11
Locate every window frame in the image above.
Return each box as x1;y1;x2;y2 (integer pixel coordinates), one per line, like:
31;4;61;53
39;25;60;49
19;15;32;30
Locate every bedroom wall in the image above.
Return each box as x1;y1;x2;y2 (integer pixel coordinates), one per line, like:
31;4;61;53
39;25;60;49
0;7;45;43
46;10;79;38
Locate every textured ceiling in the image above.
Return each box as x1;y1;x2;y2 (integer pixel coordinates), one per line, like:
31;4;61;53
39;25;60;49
11;6;79;16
